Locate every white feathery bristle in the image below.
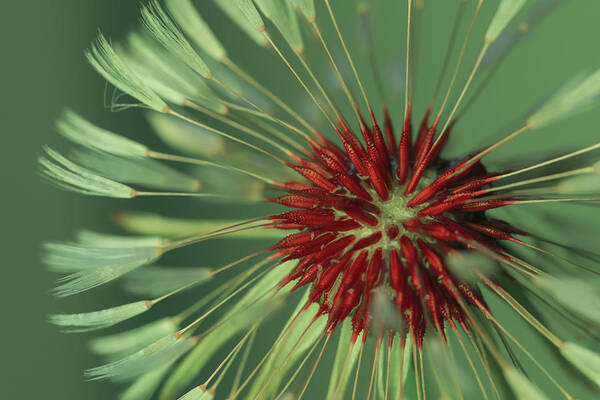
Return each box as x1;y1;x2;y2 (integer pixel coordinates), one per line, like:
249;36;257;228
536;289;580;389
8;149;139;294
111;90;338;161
504;367;549;400
70;149;202;192
235;0;265;30
146;112;226;158
484;0;565;67
165;0;226;61
255;0;303;52
39;147;135;199
49;301;151;333
485;0;528;44
290;0;315;21
126;32;201;91
528;68;600;128
86;33;167;112
75;231;163;249
119;362;174;400
196;167;267;203
246;292;326;399
214;0;267;46
90;318;177;359
178;386;213;400
159;327;231;398
85;334;195;382
560;342;600;387
123;266;213;297
118;49;191;107
57;110;148;157
535;276;600;324
326;318;363;400
141;1;211;78
557;161;600;194
45;237;162;296
113;211;283;240
163;263;292;398
423;337;465;400
124;33;226;114
44;235;162;272
113;211;237;238
158;262;294;399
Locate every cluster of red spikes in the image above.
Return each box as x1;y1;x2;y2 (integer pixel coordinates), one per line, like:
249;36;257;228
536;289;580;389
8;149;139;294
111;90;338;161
267;106;522;347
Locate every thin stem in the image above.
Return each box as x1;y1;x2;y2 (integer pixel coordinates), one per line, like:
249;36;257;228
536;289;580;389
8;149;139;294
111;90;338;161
351;341;365;400
404;0;413;117
230;328;257;397
324;0;371;112
272;331;326;400
297;51;341;119
494;141;600;182
223;57;317;137
359;5;387;106
297;333;332;400
133;191;227;198
149;150;277;185
429;0;470;107
205;325;257;387
185;99;301;155
433;0;484;129
178;260;272;335
309;21;361;123
436;41;489;148
366;338;381;400
261;29;338;130
487;166;594;193
167;109;285;164
412;343;422;400
454;329;489;400
165;221;271;252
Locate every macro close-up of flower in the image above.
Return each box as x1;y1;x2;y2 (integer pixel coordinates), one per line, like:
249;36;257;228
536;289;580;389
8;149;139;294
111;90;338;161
22;0;600;398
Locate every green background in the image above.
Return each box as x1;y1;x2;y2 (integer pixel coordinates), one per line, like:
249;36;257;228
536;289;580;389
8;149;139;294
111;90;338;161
2;1;600;399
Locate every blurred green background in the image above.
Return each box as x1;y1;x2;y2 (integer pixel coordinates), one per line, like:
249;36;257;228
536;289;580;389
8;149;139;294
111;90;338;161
2;1;600;399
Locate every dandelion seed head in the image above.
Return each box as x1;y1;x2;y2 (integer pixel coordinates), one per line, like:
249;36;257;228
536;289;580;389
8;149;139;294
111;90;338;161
42;0;600;399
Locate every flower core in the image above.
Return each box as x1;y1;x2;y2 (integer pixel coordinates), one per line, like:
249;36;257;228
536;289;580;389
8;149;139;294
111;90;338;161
270;110;496;345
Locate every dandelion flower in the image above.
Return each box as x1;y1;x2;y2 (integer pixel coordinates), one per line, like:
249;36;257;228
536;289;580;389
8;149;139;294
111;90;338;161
44;0;600;399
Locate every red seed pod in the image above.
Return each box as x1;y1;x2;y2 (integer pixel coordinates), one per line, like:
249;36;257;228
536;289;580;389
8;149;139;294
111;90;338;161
335;171;373;201
351;232;382;251
457;199;516;212
413;107;432;166
464;221;514;240
319;151;348;174
339;250;369;292
272;209;336;226
417;191;478;217
282;233;337;261
452;175;499;193
310;253;354;304
270;194;322;209
288;164;337;192
389;249;404;292
341;203;379;227
397;107;412;185
273;231;317;249
370;109;392;171
366;248;383;287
